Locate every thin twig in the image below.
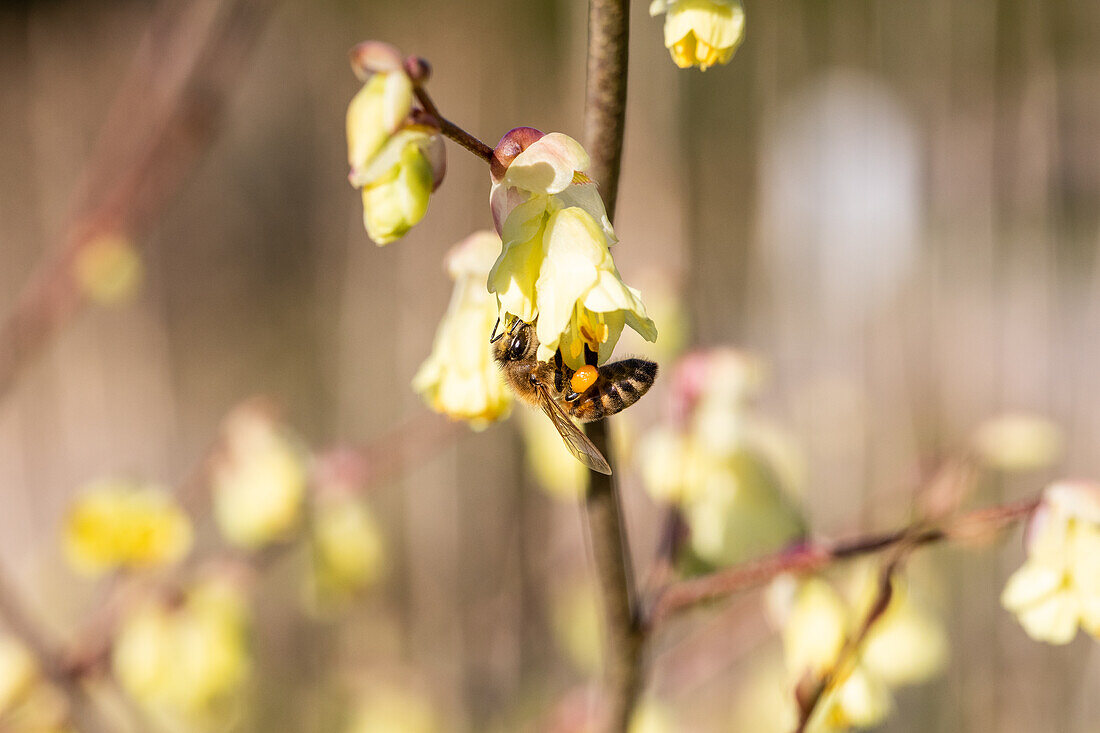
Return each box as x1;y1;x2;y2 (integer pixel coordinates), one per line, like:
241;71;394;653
648;497;1039;626
794;546;909;732
0;567;108;733
580;1;639;731
0;0;274;404
413;85;493;162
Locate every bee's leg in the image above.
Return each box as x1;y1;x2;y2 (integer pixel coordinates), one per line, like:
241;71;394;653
563;390;581;402
488;315;502;343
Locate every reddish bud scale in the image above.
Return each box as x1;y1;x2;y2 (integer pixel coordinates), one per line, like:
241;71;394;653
490;127;544;182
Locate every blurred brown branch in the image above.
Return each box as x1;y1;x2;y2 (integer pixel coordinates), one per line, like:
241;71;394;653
647;497;1039;626
0;568;109;733
0;0;275;403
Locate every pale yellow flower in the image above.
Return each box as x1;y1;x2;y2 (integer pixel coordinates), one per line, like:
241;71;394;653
550;580;604;675
346;49;444;245
768;568;948;732
113;575;250;725
345;683;439;733
649;0;746;70
972;413;1063;472
628;700;676;733
73;233;143;305
309;495;386;606
640;350;804;566
0;635;36;717
487;130;656;369
212;405;308;549
1002;481;1100;644
63;479;192;576
347;71;414;185
413;231;512;426
358;126;444;245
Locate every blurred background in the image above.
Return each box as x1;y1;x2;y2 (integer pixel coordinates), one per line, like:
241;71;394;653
1;0;1099;731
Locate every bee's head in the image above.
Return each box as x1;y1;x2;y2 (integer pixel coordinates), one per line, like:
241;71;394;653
491;317;536;362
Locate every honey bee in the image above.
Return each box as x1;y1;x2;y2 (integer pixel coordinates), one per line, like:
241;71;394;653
492;317;658;475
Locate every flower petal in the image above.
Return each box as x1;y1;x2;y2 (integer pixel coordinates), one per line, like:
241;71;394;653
534;208;605;352
503;133;591;195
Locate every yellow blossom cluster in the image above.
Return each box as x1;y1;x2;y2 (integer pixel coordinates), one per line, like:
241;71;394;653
63;479;192;577
346;42;444;245
112;574;251;728
640;349;805;566
306;492;387;612
767;567;949;731
1002;481;1100;644
0;634;71;733
211;404;309;549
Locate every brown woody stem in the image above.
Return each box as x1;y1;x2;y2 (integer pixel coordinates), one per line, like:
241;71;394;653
648;497;1040;626
413;85;493;162
581;1;639;731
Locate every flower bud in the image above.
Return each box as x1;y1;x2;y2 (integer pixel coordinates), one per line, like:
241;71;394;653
348;41;404;81
403;55;432;84
490;126;545;182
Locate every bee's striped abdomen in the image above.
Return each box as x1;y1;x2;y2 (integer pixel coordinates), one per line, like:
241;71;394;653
569;358;658;422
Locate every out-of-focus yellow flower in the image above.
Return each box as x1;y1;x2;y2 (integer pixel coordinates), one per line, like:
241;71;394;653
413;231;512;427
113;575;251;725
767;569;948;732
487;129;656;369
345;683;439;733
628;700;676;733
308;495;386;608
1002;481;1100;644
73;233;143;305
0;635;36;717
640;350;804;566
649;0;745;70
63;479;192;577
520;410;586;498
212;404;308;549
973;413;1063;472
346;44;445;245
550;580;604;675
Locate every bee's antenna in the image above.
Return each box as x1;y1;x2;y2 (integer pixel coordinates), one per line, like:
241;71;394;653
489;316;502;344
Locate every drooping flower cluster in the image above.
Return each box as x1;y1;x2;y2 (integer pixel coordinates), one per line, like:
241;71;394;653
649;0;746;71
1001;481;1100;644
488;128;657;369
63;479;193;576
211;402;309;549
640;349;805;566
767;567;949;732
112;570;252;728
413;231;513;426
346;42;445;245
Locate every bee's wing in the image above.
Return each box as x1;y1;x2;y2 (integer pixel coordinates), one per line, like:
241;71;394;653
535;383;612;475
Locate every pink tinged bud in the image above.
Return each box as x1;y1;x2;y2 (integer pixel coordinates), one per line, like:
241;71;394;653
349;41;404;81
490;127;545;182
403;55;432;84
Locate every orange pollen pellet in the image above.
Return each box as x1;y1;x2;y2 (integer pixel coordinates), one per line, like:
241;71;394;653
571;365;599;394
